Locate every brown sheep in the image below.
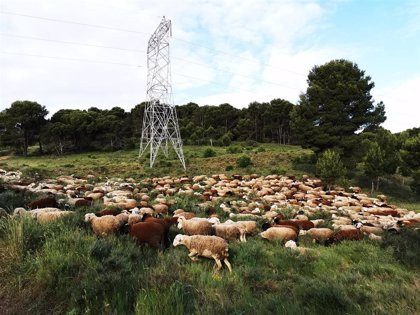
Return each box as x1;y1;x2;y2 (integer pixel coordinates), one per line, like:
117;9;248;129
129;222;166;249
28;196;58;209
274;219;314;230
325;229;364;246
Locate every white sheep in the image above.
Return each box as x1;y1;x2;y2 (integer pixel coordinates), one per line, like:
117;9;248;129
213;223;246;242
173;234;232;272
36;210;73;224
177;217;214;235
260;227;297;242
84;213;126;236
299;228;333;242
224;219;258;236
285;240;316;255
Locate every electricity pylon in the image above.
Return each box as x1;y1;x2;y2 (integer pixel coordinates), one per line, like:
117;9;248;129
139;17;186;169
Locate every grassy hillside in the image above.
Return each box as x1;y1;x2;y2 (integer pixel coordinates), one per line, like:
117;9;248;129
0;143;314;179
0;143;419;314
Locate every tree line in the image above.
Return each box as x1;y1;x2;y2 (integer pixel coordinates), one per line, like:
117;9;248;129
1;59;419;194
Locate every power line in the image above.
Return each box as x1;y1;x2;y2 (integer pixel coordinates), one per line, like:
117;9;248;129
0;10;151;36
1;33;144;53
0;10;308;77
0;50;298;101
0;51;142;67
1;33;301;91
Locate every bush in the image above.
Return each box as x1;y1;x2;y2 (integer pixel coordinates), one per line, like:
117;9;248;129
226;146;242;154
219;133;232;146
256;146;266;153
316;150;345;189
237;155;252;168
225;165;234;171
203;148;216;158
410;169;420;195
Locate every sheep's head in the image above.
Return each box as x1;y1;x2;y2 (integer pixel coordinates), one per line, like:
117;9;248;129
13;207;27;216
84;213;96;223
355;222;363;229
173;234;186;247
176;216;185;229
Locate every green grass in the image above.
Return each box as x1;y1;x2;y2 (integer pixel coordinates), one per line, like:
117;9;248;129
0;191;419;314
0;143;313;180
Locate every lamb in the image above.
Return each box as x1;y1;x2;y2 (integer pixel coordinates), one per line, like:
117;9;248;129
28;196;58;209
173;234;232;272
285;240;317;255
84;213;127;237
36;210;73;224
213;223;246;242
130;221;166;249
299;228;333;242
260;226;297;242
177;217;214;235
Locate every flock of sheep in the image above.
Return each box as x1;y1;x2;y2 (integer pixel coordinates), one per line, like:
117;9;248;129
2;169;419;272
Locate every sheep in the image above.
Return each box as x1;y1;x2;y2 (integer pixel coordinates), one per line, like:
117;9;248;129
173;234;232;272
28;196;58;209
285;240;317;255
96;208;122;217
174;210;196;220
260;226;297;242
356;223;383;236
128;213;143;226
299;228;333;242
310;219;325;227
190;217;220;225
130;221;166;249
224;220;258;236
213;223;246;242
274;219;314;230
13;207;60;218
325;229;364;246
36;211;73;224
294;214;309;221
84;213;127;237
177;217;214;235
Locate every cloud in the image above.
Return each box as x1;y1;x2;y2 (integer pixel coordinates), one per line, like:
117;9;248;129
374;75;420;133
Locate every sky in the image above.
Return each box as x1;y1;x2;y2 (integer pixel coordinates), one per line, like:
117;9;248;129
0;0;419;132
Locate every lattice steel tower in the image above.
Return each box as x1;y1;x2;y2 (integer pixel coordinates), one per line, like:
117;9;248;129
139;17;186;169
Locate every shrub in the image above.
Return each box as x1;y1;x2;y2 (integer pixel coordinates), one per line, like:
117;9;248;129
245;140;258;147
256;146;266;153
237;155;252;168
203;148;216;158
219;133;232;146
226;146;242;154
225;165;234;171
316;150;345;189
410;169;420;196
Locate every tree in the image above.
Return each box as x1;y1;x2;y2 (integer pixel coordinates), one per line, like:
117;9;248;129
364;142;386;193
1;101;48;156
291;59;386;155
316;149;345;190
